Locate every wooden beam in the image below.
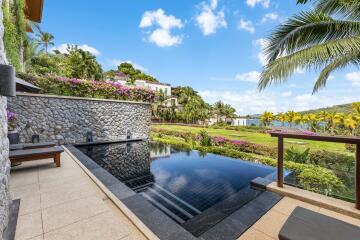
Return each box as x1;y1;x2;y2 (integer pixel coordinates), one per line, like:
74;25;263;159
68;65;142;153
270;132;360;144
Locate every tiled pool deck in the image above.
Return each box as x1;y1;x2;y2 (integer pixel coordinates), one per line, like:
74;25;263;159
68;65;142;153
10;150;360;240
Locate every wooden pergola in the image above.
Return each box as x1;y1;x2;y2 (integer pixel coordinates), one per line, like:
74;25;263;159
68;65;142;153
270;131;360;210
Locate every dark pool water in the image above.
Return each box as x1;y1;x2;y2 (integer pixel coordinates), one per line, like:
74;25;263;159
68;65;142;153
77;141;276;225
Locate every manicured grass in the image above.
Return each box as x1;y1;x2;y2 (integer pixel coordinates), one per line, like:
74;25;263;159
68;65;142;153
151;124;348;154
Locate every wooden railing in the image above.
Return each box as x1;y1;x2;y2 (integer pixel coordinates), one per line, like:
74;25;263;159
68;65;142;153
270;131;360;210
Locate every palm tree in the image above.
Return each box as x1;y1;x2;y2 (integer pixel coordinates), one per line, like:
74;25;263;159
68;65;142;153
258;0;360;93
260;111;275;126
324;112;341;135
302;113;319;132
344;114;360;136
285;111;298;128
276;113;287;126
33;24;54;54
213;101;225;123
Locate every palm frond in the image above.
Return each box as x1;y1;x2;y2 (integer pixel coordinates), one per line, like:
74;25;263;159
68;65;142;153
313;51;360;93
316;0;360;20
258;36;360;90
266;11;360;62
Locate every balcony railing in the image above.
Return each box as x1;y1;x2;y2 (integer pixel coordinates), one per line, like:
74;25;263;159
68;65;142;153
270;131;360;210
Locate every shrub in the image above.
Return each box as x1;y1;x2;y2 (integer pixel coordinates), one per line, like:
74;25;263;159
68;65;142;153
308;150;355;173
17;73;155;103
285;147;310;164
345;143;355;153
199;129;212;146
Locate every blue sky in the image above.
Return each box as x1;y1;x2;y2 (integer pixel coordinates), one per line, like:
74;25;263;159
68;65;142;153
40;0;360;115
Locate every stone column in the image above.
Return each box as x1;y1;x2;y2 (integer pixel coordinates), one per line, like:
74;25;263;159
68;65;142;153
0;0;12;236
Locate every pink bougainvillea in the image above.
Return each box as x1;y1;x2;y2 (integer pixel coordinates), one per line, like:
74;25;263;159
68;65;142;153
22;74;155;103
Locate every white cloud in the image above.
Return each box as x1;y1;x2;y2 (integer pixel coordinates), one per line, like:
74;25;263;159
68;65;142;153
139;9;183;47
195;0;227;36
109;59;148;72
346;71;360;86
149;28;183;47
246;0;270;8
52;44;100;56
261;12;278;23
281;91;292;97
253;38;269;65
235;71;260;83
238;19;255;33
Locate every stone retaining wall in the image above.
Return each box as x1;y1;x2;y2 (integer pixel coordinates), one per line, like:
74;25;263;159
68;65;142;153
0;0;11;236
8;93;151;144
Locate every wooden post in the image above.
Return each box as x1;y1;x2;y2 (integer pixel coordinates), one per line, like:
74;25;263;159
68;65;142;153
356;144;360;210
278;136;284;187
54;153;61;167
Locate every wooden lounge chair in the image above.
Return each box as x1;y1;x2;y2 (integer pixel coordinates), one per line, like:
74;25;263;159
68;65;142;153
9;142;56;151
9;146;64;167
279;207;360;240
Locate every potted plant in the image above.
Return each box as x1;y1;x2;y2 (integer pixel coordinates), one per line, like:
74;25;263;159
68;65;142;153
7;110;19;144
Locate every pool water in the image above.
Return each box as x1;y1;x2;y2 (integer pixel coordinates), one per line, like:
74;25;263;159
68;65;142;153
77;141;276;235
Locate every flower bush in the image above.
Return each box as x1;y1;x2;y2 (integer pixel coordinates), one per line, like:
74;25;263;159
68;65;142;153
6;110;16;130
17;73;155;103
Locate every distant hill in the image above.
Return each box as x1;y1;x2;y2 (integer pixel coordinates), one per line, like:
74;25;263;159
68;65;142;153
300;103;354;114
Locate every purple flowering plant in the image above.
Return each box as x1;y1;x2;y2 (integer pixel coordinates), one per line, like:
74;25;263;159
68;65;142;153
6;110;16;130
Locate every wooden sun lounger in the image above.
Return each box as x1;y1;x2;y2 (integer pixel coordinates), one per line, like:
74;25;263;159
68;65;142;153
9;142;56;151
279;207;360;240
9;146;64;167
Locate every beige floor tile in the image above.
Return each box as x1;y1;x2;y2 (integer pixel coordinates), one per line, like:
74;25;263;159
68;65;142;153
15;211;43;240
44;211;135;240
39;173;89;193
271;197;320;216
28;235;44;240
11;182;40;199
237;228;275;240
319;208;360;227
38;168;84;184
41;181;101;209
42;195;108;233
252;210;288;239
10;169;38;188
18;194;41;216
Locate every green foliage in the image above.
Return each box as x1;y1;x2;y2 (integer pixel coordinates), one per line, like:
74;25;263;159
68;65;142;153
118;62;157;83
3;0;26;71
285;147;310;164
308;150;355;172
27;46;103;80
199;130;212;146
259;1;360;93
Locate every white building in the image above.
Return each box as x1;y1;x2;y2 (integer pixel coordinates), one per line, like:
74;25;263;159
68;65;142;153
134;80;178;107
231;118;247;126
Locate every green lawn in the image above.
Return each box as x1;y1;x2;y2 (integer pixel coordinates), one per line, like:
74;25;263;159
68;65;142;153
151;124;348;154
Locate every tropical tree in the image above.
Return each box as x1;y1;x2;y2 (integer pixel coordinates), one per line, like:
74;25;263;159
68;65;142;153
258;0;360;93
61;45;103;80
33;24;54;54
344;114;360;136
276;113;287;126
325;112;342;135
213;101;226;123
260;111;275;126
303;113;320;132
285;111;298;128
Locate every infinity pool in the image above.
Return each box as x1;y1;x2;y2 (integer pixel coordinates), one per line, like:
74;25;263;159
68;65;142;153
77;141;276;236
